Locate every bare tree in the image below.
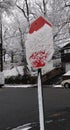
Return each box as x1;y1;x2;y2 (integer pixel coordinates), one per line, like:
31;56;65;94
15;0;31;78
16;0;30;24
0;0;15;71
52;0;70;40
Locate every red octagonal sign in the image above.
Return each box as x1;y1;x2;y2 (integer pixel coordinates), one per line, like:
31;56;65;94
25;16;54;69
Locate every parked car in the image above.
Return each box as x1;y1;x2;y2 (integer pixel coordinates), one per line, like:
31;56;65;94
61;79;70;88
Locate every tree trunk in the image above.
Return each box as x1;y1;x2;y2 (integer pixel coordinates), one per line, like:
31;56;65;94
0;14;3;72
11;51;14;63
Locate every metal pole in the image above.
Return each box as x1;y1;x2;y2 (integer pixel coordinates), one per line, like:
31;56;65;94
38;68;45;130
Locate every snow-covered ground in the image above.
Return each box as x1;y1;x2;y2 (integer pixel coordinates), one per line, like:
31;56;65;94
4;84;37;88
3;84;62;88
63;71;70;76
12;126;31;130
53;85;62;87
3;66;24;78
3;62;54;78
2;65;63;88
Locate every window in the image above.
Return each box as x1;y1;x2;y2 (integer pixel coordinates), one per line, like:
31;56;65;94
64;49;70;53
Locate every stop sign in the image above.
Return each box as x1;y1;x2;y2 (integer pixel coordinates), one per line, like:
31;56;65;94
25;16;54;69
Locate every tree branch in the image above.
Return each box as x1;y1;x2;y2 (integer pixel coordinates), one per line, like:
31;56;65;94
16;4;27;19
53;21;70;39
25;0;29;22
35;0;44;14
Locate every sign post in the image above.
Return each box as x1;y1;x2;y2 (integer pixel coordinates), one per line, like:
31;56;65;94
25;16;54;130
38;68;45;130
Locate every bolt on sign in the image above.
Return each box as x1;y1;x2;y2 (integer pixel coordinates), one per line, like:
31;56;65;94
25;16;54;70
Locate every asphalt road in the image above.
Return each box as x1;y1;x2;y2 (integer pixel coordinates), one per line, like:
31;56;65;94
0;86;70;130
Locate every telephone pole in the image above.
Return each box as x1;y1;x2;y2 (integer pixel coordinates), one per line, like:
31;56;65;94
0;13;4;87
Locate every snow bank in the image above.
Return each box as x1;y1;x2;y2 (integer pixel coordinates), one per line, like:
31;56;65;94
4;84;63;88
3;63;54;78
63;71;70;76
3;66;24;78
53;85;62;87
4;84;36;88
12;127;31;130
12;123;32;130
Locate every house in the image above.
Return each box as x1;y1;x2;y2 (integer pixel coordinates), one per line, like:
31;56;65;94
61;43;70;72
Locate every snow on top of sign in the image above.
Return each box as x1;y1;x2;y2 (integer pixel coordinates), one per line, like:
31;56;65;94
25;23;54;69
26;24;53;55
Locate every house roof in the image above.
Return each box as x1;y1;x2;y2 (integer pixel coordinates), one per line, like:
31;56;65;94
63;43;70;48
61;42;70;50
